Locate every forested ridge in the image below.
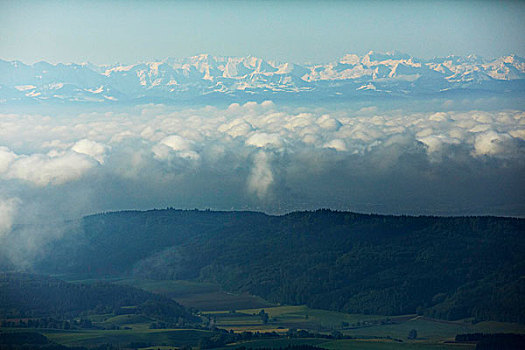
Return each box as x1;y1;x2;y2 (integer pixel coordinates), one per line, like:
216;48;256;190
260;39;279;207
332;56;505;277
0;272;197;324
26;209;525;323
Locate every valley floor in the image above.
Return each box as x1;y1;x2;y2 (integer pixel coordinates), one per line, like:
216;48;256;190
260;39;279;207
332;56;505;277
3;277;522;349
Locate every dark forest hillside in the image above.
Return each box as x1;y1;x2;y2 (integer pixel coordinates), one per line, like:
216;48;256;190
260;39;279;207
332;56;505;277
24;209;525;323
0;272;198;324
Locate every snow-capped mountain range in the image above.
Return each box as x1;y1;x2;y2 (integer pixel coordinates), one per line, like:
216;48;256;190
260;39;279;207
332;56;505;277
1;51;524;104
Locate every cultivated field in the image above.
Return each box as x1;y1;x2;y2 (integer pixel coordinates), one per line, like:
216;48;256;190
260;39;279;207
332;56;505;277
2;277;524;349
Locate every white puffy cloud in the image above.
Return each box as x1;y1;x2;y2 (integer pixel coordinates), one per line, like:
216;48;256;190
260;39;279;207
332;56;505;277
428;112;449;122
473;131;515;157
246;133;283;148
509;129;525;140
160;135;192;151
153;135;200;161
317;114;342;131
323;139;347;151
0;147;17;173
5;152;96;187
218;119;254;138
72;139;108;164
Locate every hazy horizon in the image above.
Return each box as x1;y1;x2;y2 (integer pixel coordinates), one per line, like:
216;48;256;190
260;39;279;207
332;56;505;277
1;0;525;65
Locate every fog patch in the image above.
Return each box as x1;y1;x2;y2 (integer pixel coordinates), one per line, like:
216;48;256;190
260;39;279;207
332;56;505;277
0;197;20;238
248;151;274;199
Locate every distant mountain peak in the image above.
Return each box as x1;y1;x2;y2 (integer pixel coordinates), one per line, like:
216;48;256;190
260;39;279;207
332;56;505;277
1;52;523;104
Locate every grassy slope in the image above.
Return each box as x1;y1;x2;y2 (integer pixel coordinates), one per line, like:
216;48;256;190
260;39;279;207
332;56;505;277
43;328;211;347
116;278;275;311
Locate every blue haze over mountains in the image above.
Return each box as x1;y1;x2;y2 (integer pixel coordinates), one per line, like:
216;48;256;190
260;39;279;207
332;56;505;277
2;51;524;105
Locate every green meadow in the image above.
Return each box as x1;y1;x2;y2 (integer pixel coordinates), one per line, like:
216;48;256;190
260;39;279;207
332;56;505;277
43;328;211;347
115;278;274;311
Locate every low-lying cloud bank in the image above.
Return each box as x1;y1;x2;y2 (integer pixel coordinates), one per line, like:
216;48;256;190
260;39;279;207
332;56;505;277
0;102;523;234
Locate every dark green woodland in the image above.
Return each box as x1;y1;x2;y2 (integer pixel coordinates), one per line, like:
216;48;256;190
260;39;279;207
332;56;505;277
25;209;524;324
0;272;198;324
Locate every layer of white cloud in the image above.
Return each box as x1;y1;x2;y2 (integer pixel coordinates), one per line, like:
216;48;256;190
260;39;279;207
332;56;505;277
0;102;523;218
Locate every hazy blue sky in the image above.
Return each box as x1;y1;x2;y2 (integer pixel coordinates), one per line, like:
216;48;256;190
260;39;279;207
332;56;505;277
1;0;524;64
